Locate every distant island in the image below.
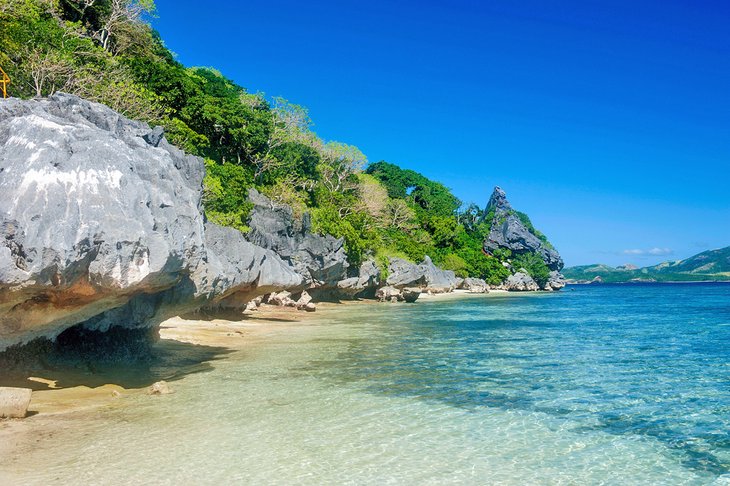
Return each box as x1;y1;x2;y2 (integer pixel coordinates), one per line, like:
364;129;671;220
563;246;730;283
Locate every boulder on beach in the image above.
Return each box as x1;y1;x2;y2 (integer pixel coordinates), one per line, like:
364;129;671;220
295;291;313;310
461;277;489;293
543;271;566;291
335;259;381;299
386;258;426;288
376;286;402;302
420;256;458;293
401;288;421;303
0;94;301;352
267;291;297;307
504;272;540;291
0;387;32;418
385;256;457;293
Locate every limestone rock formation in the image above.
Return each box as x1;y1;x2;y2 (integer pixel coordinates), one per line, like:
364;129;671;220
461;277;489;293
543;271;566;291
246;189;348;288
267;291;298;307
386;258;426;288
504;272;540;291
401;288;421;303
375;286;420;303
420;256;459;293
376;285;402;302
385;256;458;293
200;223;302;309
483;187;564;272
336;260;381;298
0;94;300;351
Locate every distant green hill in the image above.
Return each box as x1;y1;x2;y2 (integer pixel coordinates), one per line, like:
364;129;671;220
563;247;730;283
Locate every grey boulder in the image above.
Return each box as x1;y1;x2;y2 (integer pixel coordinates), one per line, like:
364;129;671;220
267;291;297;307
336;259;381;298
420;256;458;293
401;288;421;303
376;285;401;302
375;285;420;303
385;256;457;293
461;277;489;293
543;271;566;291
504;271;540;291
200;223;302;309
386;258;426;288
0;94;301;351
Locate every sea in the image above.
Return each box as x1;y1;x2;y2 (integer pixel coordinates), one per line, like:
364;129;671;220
4;283;730;485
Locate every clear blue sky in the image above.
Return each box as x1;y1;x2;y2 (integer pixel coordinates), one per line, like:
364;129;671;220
151;0;730;267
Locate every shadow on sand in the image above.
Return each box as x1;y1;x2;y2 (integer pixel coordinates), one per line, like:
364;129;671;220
182;308;302;323
0;325;234;391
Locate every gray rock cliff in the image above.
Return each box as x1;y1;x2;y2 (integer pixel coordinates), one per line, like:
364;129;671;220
460;277;489;293
0;94;300;351
483;187;564;272
246;189;349;289
482;186;567;290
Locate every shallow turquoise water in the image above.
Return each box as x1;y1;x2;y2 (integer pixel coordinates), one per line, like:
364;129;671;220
5;284;730;485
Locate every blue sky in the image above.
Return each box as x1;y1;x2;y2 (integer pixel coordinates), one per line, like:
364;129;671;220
152;0;730;267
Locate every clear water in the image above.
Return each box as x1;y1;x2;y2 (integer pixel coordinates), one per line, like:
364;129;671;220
5;284;730;485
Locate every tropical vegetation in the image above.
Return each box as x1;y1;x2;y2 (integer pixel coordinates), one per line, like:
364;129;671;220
0;0;553;284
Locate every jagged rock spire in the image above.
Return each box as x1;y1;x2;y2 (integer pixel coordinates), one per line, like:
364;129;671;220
486;186;511;215
482;185;564;271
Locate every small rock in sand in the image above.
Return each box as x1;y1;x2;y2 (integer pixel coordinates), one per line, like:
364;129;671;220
0;387;32;418
148;381;174;396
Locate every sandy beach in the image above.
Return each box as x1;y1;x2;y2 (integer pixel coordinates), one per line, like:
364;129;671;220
0;290;514;415
0;289;520;483
0;291;515;419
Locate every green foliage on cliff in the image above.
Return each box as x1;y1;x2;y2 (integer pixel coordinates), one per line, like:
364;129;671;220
0;0;552;283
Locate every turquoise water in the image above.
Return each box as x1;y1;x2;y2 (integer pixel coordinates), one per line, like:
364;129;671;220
5;284;730;484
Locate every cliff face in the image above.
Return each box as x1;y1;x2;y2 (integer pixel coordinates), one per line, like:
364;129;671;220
246;189;349;289
483;187;564;272
0;94;301;351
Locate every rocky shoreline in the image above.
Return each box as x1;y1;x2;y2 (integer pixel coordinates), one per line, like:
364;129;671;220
0;94;565;374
